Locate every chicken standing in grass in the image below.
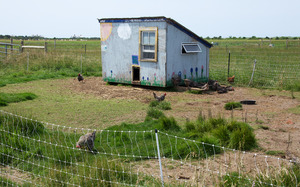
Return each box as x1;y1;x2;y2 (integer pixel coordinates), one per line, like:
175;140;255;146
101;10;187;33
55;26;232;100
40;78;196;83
77;73;84;82
76;131;96;152
153;92;166;102
227;75;235;83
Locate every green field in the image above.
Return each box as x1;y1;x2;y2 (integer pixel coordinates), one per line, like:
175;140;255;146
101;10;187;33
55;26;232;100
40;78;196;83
1;38;299;90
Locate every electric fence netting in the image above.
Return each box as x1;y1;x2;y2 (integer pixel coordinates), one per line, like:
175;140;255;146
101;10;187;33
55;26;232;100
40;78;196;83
1;110;299;186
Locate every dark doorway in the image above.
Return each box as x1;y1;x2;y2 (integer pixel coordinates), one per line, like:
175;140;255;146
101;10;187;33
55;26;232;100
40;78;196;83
132;66;140;81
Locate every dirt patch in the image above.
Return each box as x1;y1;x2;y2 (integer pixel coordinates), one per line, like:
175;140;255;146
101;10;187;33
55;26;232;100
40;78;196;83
66;77;300;158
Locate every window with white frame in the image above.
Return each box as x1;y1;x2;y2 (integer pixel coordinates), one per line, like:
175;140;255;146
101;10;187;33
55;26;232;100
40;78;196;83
139;28;158;61
182;43;202;54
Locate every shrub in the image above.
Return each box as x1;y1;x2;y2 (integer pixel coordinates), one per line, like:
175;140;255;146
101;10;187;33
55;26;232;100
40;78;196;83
146;108;165;119
224;102;242;110
149;100;159;107
157;116;180;131
228;121;256;150
149;101;171;110
185;121;196;132
0;101;8;106
157;101;171;110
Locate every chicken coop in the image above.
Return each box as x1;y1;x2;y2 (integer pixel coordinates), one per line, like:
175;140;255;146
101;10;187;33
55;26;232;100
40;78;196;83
98;16;212;87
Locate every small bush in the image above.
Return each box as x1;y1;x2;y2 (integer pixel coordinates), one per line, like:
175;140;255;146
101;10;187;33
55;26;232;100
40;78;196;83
224;102;242;110
149;100;159;107
157;101;171;110
146;108;165;119
228;121;256;150
149;100;171;110
0;101;8;106
185;121;196;132
157;116;180;131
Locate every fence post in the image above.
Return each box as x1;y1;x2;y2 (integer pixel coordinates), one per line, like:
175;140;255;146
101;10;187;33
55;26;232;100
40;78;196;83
227;50;231;78
27;52;29;71
20;40;24;53
5;44;7;57
85;44;87;54
44;42;48;54
10;38;13;52
248;59;257;86
155;129;164;187
80;54;83;74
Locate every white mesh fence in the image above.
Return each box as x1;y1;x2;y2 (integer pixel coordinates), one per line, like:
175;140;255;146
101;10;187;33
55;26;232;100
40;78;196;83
0;110;299;186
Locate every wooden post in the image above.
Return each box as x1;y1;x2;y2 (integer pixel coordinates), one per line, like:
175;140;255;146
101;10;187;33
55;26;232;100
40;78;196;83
85;44;87;54
227;50;231;78
44;42;48;54
20;40;24;53
5;44;7;57
27;52;29;71
54;39;56;49
10;38;13;52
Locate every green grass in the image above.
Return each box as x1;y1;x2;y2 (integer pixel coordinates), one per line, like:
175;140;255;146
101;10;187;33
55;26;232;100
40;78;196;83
0;79;147;129
224;101;242;110
289;105;300;114
0;92;37;106
266;150;285;156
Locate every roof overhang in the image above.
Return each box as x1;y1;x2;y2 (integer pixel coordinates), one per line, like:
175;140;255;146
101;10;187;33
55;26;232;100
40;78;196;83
98;16;212;48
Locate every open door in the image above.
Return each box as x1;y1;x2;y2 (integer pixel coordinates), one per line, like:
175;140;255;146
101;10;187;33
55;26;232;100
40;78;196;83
132;66;141;84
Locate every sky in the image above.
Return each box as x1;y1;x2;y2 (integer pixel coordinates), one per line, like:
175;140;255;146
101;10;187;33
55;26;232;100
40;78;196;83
1;0;299;38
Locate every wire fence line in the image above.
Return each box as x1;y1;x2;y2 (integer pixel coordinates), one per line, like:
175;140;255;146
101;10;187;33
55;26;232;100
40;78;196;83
1;110;299;186
209;44;300;90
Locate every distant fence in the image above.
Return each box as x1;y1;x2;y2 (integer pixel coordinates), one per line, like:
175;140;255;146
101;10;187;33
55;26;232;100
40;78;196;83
0;110;299;186
209;41;300;90
0;42;20;57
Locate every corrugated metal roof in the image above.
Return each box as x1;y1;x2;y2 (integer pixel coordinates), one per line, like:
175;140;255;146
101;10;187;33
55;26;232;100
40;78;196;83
98;16;212;48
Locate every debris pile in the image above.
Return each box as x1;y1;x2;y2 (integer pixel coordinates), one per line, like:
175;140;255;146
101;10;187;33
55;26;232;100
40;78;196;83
182;79;234;94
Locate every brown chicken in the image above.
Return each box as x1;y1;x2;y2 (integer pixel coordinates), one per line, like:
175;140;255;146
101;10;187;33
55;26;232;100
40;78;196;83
227;75;235;82
153;92;166;102
76;131;96;152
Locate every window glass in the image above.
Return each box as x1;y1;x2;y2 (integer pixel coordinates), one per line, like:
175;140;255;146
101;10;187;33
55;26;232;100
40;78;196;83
139;28;157;61
149;32;155;45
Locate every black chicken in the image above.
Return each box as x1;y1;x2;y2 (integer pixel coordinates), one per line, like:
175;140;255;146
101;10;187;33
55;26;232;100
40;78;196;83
153;92;166;102
77;73;84;82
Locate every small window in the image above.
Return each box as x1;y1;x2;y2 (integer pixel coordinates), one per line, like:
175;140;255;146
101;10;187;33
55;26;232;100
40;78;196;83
139;28;158;62
182;43;202;54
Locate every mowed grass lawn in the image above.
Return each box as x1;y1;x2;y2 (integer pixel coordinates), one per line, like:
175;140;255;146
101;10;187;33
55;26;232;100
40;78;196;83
0;78;147;129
